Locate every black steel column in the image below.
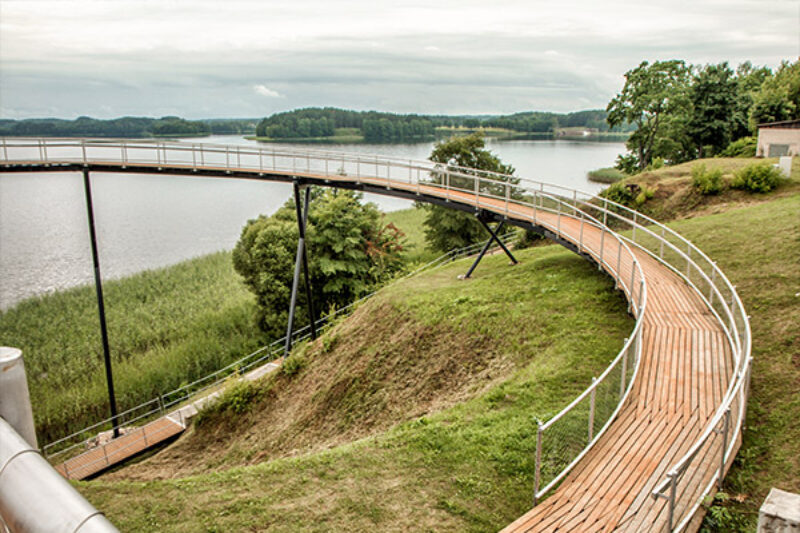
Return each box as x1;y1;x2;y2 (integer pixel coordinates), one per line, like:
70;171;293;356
285;183;316;356
463;218;518;279
82;169;119;438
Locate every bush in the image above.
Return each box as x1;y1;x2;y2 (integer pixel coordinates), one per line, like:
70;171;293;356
282;353;307;377
719;136;756;158
600;182;654;209
691;164;724;195
196;379;261;425
587;167;625;184
732;163;784;193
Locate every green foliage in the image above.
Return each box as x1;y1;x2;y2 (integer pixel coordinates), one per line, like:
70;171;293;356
421;133;517;253
282;353;307;377
0;252;265;443
587;167;625;183
749;60;800;128
732;163;784;193
513;228;544;249
0;115;225;138
688;63;738;157
719;136;756;157
195;379;262;427
691;164;724;195
233;188;405;337
607;59;693;170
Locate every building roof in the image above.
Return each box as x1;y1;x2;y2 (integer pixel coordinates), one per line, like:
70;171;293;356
758;119;800;129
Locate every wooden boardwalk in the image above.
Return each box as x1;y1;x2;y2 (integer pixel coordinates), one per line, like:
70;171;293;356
3;154;739;531
55;416;185;480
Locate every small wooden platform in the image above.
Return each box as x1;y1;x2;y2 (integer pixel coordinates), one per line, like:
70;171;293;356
54;416;185;480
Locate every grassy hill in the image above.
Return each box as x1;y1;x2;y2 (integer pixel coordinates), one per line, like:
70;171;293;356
80;243;633;531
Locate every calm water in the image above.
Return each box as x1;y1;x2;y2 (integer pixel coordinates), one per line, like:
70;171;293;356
0;135;623;309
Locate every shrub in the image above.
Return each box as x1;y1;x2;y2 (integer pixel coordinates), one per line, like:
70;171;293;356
691;164;724;195
732;163;784;193
719;136;756;158
282;353;307;377
587;167;625;184
600;182;636;206
196;379;261;425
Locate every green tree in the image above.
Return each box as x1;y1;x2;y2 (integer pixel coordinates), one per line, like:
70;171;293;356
420;134;516;253
749;60;800;128
607;60;692;170
688;63;738;157
232;189;404;337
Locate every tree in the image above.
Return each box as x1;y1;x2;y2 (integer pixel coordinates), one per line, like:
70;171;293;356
232;189;404;336
688;63;738;157
420;133;516;253
607;60;692;170
749;59;800;128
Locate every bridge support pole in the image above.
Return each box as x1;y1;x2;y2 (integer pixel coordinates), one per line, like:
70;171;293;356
284;183;317;357
82;169;120;438
462;216;518;279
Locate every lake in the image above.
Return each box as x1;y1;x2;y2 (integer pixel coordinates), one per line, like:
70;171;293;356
0;135;624;309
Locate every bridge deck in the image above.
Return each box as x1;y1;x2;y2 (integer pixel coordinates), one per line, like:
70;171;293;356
5;160;736;531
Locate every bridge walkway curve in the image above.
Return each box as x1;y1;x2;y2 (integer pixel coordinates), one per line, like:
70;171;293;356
1;152;740;532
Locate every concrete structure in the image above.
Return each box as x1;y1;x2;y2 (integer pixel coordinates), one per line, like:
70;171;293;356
0;347;37;448
757;120;800;158
759;488;800;532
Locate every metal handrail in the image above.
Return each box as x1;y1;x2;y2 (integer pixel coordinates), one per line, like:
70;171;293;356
1;138;749;531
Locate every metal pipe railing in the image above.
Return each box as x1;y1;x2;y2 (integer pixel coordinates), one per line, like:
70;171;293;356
0;417;118;532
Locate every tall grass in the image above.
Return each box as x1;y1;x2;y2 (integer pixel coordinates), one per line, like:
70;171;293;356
0;251;266;444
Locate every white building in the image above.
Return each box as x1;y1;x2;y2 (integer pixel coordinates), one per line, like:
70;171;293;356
756;119;800;157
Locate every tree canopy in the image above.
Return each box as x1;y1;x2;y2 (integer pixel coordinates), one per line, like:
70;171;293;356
421;134;516;253
607;58;799;172
232;189;404;337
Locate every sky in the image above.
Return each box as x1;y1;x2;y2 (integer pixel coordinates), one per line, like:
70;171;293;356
0;0;798;120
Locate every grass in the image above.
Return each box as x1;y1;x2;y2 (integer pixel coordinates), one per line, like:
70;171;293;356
0;251;266;444
382;207;438;265
79;244;634;531
609;155;800;222
587;166;625;184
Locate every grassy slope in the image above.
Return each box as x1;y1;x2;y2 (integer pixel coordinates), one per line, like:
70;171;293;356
80;244;634;532
620;156;800;222
0;252;265;443
383;207;438;265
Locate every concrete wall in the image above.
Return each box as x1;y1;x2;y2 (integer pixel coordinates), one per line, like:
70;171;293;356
757;128;800;157
759;488;800;532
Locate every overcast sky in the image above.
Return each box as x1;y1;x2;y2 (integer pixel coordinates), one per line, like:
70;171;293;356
1;0;797;119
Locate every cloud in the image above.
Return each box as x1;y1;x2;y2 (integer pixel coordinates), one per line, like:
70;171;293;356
253;85;283;98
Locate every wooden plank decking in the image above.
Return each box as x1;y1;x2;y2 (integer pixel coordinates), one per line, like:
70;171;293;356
54;416;185;480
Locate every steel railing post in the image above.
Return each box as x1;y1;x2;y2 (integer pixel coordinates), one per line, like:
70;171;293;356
603;198;608;226
616;242;622;289
81;139;87;164
629;260;637;301
620;338;629;398
718;408;731;489
660;227;665;258
2;137;7;161
557;200;562;236
638;279;645;315
632;212;637;242
579;213;584;254
533;420;543;506
505;182;510;217
667;471;677;531
588;377;596;442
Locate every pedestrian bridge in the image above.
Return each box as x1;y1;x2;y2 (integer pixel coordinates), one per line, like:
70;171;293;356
0;138;752;532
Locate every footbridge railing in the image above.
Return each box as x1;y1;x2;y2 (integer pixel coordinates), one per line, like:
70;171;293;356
1;138;750;531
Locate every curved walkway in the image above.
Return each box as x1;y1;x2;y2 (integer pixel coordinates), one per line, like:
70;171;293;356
0;140;745;532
